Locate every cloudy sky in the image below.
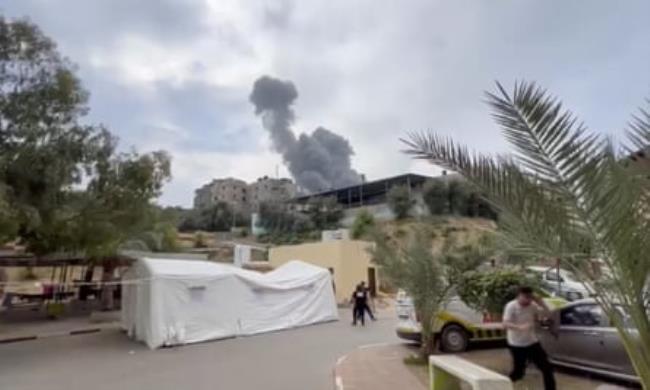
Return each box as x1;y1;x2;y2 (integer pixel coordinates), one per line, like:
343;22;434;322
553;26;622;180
3;1;649;206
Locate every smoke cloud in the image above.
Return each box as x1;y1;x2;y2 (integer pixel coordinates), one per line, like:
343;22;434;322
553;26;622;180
250;75;362;193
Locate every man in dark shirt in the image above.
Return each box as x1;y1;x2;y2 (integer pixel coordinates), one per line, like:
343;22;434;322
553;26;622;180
351;284;367;326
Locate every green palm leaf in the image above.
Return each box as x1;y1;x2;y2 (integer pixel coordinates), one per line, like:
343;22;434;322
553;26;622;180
402;81;650;387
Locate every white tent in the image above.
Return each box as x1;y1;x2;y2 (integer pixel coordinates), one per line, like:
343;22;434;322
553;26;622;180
122;258;338;349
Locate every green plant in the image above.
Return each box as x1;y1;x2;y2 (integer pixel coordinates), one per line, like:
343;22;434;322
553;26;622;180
458;268;539;316
350;210;376;239
404;81;650;387
387;185;414;220
305;196;343;230
371;230;487;357
423;179;448;215
194;232;207;248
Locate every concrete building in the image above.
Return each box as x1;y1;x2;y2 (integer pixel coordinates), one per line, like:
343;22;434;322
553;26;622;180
268;239;377;304
194;176;297;212
248;176;297;210
193;178;249;212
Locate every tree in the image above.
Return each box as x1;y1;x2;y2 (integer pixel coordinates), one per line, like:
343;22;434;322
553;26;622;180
201;202;236;232
458;268;540;318
350;210;376;239
404;81;650;386
258;201;312;233
387;185;414;220
305;196;343;230
1;18;172;309
422;179;448;215
371;229;487;357
447;179;469;215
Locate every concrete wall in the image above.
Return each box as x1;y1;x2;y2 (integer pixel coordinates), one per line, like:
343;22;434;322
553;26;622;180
268;240;377;304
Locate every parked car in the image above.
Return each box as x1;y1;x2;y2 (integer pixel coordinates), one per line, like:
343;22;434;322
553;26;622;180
395;290;565;352
526;266;592;301
539;298;639;383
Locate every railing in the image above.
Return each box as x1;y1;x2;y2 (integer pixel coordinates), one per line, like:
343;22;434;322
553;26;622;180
429;355;513;390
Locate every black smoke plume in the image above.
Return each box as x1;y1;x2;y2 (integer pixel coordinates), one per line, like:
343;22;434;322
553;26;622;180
250;76;362;193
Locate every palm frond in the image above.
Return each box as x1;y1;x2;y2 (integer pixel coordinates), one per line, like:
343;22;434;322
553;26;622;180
401;133;591;259
402;83;650;386
626;100;650;152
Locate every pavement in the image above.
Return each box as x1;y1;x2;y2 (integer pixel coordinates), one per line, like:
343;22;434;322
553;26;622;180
334;343;427;390
0;310;120;343
334;342;637;390
0;308;397;390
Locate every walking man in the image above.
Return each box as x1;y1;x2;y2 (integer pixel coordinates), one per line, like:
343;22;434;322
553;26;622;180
351;284;367;326
503;286;556;390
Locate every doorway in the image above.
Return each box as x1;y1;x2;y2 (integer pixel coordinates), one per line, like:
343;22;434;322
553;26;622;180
367;267;376;297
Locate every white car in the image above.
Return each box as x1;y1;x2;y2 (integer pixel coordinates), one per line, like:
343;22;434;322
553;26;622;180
526;266;592;301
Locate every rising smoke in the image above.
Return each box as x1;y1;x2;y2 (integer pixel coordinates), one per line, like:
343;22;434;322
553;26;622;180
250;76;362;193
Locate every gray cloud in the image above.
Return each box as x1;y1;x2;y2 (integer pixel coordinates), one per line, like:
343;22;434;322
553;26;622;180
250;75;361;193
3;0;650;206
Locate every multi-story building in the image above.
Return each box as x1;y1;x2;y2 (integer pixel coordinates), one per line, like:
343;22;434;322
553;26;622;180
193;176;297;213
248;176;297;210
193;178;249;212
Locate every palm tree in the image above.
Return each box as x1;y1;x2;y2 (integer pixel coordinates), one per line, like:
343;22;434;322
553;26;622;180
403;82;650;387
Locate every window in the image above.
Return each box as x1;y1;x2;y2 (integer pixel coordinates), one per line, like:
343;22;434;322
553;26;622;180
545;270;563;282
560;304;604;327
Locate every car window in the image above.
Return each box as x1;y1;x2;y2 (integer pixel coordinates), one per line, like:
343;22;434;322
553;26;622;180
545;270;563;282
560;304;605;327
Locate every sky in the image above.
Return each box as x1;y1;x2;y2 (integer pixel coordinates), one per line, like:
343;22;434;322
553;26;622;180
2;1;650;207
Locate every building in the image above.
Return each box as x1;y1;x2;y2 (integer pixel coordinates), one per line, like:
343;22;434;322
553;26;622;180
268;239;378;304
194;176;297;212
248;176;297;210
193;178;249;212
292;173;458;226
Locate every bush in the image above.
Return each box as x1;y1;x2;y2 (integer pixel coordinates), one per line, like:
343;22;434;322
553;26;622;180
194;232;207;248
457;268;540;316
423;179;448;215
387;185;414;220
350;210;375;239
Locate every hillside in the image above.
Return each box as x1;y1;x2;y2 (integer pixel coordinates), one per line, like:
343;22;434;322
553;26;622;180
378;216;497;252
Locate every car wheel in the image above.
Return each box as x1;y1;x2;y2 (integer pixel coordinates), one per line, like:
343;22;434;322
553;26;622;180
440;324;469;352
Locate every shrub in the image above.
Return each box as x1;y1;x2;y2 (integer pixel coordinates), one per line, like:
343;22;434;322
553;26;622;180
457;268;539;316
423;179;448;215
387;185;414;220
350;210;375;239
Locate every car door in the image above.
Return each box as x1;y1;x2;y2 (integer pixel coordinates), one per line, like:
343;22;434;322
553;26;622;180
600;308;637;376
553;303;610;369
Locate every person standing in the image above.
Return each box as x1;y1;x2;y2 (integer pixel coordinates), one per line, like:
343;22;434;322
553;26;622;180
503;286;556;390
351;284;367;326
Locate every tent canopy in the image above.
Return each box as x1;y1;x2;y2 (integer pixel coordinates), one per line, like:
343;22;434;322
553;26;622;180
122;258;338;349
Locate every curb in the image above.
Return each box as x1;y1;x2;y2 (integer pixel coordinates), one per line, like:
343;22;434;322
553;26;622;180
0;326;108;345
333;342;397;390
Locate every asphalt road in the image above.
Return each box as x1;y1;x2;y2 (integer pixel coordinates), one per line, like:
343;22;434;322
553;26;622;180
0;310;397;390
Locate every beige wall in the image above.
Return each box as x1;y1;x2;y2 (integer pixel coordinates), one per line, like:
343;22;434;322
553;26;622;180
269;240;377;303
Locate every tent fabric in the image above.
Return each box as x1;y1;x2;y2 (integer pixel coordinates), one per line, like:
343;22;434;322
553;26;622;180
121;257;338;349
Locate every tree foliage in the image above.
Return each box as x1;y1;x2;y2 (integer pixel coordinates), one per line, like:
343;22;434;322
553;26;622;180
305;196;343;230
458;268;539;316
422;179;448;215
350;210;376;239
371;228;489;356
404;81;650;386
387;185;414;220
0;17;171;258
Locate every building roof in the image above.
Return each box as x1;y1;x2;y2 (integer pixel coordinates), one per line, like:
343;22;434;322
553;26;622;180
293;173;439;203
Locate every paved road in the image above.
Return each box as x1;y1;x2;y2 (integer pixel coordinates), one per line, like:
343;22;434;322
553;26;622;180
0;310;397;390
